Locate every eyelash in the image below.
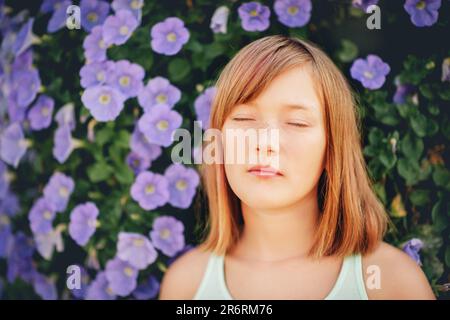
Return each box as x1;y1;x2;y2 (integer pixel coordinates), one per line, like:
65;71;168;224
232;118;307;127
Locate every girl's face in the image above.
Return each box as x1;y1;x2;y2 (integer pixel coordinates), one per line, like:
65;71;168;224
221;65;327;210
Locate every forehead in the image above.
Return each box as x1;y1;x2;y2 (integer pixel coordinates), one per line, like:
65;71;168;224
235;65;322;116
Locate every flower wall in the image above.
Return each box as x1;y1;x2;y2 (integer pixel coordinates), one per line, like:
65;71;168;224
0;0;449;299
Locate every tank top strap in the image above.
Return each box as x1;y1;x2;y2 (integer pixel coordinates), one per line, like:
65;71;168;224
193;253;232;300
325;254;369;300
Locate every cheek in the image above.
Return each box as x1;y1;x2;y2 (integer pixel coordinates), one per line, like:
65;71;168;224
285;128;326;174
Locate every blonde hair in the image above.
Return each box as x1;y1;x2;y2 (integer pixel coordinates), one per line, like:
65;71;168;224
196;35;389;258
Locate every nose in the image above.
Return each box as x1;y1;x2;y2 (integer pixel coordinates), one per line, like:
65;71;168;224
254;128;280;168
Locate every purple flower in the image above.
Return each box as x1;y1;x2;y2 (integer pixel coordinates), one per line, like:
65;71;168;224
117;232;158;270
238;2;271;32
69;202;99;246
352;0;379;12
27;95;54;130
194;87;216;130
53;125;82;163
43;172;75;212
33;226;64;260
150;17;190;56
68;266;90;299
80;0;110;32
167;244;194;265
402;238;424;265
107;60;144;98
32;272;57;300
130;171;169;210
86;271;117;300
350;54;390;90
112;0;143;22
132;275;160;300
28;197;56;234
47;0;72;33
137;76;181;112
9;66;41;110
81;85;126;122
83;25;108;63
126;151;151;174
210;6;230;34
442;57;450;82
0;191;20;217
7;232;36;283
55;103;76;131
105;257;138;296
0;123;29;168
130;126;162;161
102;9;138;46
164;163;200;209
404;0;441;27
393;83;415;104
13;18;39;56
150;216;185;257
80;61;114;88
274;0;312;28
40;0;65;13
0;214;13;258
137;106;182;147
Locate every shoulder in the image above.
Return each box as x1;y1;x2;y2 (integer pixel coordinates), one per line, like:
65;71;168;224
361;241;435;299
158;246;212;299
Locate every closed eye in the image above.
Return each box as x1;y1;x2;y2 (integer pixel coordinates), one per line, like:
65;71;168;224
232;117;255;121
287;122;308;127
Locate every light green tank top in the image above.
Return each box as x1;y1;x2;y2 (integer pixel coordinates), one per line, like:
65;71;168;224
193;253;369;300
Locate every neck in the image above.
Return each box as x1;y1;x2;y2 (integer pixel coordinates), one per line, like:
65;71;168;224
231;187;320;262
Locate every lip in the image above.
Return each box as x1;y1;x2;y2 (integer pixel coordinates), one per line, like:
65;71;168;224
247;165;283;177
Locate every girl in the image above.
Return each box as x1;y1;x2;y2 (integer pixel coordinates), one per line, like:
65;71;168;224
159;35;435;300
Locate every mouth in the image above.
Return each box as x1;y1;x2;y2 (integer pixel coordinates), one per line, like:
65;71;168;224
247;165;283;177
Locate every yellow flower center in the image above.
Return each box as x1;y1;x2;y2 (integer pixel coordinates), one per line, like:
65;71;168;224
119;76;130;87
59;186;69;197
250;10;258;16
156;120;169;131
41;106;49;116
145;184;155;194
99;94;111;105
87;12;98;22
176;179;187;190
96;72;105;82
43;210;53;220
88;219;97;228
156;94;167;104
363;71;374;79
0;215;10;225
98;39;106;49
166;32;177;42
133;238;144;247
119;25;129;36
131;0;142;9
124;267;134;277
160;228;171;239
288;6;298;15
416;1;426;9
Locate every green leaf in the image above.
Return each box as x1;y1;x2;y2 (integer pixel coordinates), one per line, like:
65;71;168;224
409;189;430;207
114;164;134;185
337;39;358;63
432;166;450;190
87;162;114;183
397;157;421;186
400;132;423;160
168;58;192;82
410;112;427;137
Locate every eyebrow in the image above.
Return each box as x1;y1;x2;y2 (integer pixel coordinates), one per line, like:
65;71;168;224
246;101;313;112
